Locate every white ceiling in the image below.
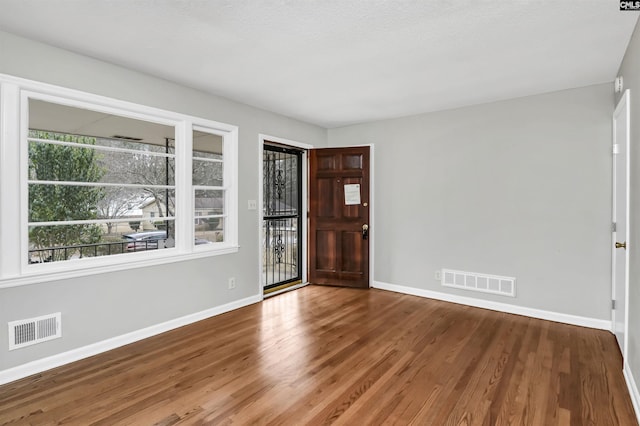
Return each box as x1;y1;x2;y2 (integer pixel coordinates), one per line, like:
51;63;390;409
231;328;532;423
0;1;637;128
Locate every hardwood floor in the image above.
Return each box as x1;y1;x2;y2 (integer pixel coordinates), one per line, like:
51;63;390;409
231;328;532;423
0;286;637;425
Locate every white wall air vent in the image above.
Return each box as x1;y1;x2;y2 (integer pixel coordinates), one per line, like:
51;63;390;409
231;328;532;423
8;312;61;350
441;269;516;297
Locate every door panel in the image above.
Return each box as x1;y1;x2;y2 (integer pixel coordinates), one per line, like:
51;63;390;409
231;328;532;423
316;153;338;170
343;153;364;169
316;230;337;271
309;146;370;288
612;90;630;358
262;144;303;293
317;178;338;218
342;177;363;218
341;231;363;273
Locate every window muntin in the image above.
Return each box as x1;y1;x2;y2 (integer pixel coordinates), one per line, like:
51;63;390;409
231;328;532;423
193;130;225;245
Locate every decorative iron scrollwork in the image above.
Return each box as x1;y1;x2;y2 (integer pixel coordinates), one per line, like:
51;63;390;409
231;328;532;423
274;234;285;263
263;145;302;289
275;168;285;199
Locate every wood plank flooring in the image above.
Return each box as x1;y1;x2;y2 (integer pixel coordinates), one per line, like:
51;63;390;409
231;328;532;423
0;286;637;425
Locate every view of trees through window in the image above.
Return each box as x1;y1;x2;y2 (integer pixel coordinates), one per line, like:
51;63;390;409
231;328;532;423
29;131;106;261
192;130;225;246
27;99;224;264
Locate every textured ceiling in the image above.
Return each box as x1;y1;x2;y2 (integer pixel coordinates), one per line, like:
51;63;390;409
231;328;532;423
0;1;637;128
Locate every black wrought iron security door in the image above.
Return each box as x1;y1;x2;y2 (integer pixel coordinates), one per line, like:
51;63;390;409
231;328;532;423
263;144;302;292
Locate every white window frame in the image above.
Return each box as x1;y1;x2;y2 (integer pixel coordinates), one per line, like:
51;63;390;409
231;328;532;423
0;74;238;288
191;125;234;252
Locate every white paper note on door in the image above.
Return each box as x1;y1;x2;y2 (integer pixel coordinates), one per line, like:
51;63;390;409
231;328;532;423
344;184;361;205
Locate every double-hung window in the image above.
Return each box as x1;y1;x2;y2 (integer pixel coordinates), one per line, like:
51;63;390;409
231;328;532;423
0;75;238;285
192;128;226;246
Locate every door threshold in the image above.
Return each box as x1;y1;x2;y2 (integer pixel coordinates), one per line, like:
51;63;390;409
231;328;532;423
264;281;308;298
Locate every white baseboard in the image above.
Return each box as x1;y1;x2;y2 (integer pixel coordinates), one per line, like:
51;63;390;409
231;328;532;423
0;294;262;386
624;362;640;423
372;281;611;330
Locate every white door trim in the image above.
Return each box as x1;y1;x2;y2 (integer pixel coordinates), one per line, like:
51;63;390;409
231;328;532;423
258;134;313;299
611;89;630;360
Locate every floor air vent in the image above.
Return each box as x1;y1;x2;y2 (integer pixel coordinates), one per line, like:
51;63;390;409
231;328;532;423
441;269;515;297
8;312;61;350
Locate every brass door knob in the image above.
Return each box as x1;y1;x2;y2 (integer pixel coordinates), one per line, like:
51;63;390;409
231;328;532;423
615;241;627;249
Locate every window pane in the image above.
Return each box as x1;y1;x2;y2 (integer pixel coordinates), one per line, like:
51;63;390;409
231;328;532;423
28;185;174;221
194;189;224;215
96;188;172;222
193;159;223;186
30;100;175;149
100;146;175;186
194;189;224;245
193;130;223;187
195;218;224;244
29;130;176;153
193;130;223;160
29;139;175;186
28;221;174;263
29;183;102;222
27;99;177;264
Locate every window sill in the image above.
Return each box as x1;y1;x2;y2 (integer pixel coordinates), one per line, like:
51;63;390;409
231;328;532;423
0;245;240;289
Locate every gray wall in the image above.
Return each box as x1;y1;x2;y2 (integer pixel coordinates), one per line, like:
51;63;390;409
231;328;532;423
0;31;327;370
616;19;640;400
329;84;613;320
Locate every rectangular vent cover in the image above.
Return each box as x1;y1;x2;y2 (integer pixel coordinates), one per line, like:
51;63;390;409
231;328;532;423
8;312;61;350
441;269;516;297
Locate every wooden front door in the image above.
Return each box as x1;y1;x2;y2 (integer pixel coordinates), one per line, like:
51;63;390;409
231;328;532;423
309;146;370;288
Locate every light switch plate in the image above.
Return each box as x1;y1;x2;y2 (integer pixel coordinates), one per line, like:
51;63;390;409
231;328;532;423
248;200;257;210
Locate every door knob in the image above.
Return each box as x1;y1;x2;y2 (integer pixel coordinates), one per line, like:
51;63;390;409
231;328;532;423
616;241;627;249
362;224;369;240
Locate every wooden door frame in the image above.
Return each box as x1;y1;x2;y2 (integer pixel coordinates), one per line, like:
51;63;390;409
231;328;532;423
611;90;630;359
258;134;312;299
